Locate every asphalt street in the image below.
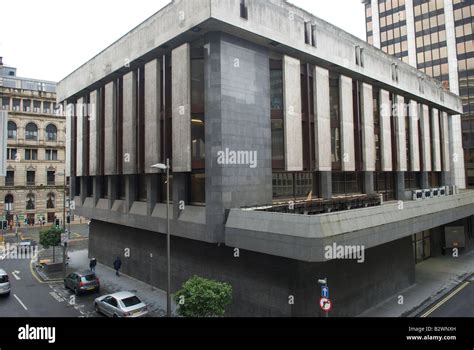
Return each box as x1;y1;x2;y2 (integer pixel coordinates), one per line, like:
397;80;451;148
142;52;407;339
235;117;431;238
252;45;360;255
420;275;474;317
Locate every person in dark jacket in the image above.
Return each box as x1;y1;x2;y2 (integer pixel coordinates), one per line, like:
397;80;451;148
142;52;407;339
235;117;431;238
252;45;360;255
89;258;97;273
113;256;122;276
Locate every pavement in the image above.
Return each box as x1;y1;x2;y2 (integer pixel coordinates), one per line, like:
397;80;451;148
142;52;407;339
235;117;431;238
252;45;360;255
359;250;474;317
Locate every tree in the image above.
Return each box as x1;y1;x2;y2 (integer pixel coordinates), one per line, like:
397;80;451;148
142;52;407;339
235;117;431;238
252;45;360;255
39;226;62;263
174;276;232;317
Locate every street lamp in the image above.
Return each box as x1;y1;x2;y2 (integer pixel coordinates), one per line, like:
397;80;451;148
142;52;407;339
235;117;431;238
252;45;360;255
151;159;171;318
56;171;67;279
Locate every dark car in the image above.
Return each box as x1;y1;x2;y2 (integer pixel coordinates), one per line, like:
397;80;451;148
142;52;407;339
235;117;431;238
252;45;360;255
64;271;100;296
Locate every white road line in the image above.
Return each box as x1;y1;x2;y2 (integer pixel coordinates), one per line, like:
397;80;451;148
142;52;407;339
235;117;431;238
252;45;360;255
14;294;28;311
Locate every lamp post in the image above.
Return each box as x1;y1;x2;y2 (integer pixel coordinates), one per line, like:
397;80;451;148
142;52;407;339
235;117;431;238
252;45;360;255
151;159;171;317
56;171;67;278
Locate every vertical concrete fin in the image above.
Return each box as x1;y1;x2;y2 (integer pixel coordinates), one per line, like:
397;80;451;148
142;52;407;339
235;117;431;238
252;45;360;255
441;111;450;172
76;97;85;177
145;59;162;173
361;83;375;172
420;104;432;172
379;89;392;171
409;100;420;171
65;102;72;178
89;90;99;176
395;95;407;172
431;108;442;172
172;43;192;173
313;66;331;171
104;81;117;175
283;55;303;172
122;70;137;175
340;75;355;172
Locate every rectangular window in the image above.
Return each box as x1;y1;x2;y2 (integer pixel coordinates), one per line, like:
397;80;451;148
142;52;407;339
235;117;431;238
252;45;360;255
5;171;14;186
330;73;341;169
7;148;17;160
26;171;35;186
46;149;58;161
47;171;55;186
240;0;248;19
25;149;38;161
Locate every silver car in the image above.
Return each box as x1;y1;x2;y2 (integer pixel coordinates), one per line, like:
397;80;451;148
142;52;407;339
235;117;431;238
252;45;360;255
0;269;11;296
94;291;148;318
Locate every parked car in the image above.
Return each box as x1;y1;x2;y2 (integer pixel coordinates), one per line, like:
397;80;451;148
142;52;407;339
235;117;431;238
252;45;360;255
94;292;148;318
64;271;100;296
0;269;11;296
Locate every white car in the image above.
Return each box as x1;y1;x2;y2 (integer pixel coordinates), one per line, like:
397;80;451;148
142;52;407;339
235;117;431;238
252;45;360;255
94;291;148;318
0;269;11;296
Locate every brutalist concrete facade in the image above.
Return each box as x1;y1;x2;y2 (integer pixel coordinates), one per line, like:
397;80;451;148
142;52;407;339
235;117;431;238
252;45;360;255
58;0;473;316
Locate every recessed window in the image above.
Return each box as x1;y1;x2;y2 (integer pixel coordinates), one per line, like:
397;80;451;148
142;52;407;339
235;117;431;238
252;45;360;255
7;148;17;161
25;123;38;140
26;172;35;186
240;0;248;19
7;121;16;139
45;124;57;141
26;193;35;209
25;149;38;161
47;171;56;186
5;172;14;186
46;149;58;161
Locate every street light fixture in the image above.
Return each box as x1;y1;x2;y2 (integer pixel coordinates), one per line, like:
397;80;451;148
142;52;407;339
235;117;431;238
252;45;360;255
56;171;68;279
151;159;171;318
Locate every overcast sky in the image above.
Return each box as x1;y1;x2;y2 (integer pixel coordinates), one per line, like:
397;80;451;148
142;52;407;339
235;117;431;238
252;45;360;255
0;0;366;82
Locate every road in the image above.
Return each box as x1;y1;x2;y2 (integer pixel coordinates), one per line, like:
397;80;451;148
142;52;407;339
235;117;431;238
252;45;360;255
0;224;103;317
420;275;474;317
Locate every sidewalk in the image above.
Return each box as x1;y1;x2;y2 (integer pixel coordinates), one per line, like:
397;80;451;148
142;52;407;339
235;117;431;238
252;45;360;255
359;250;474;317
67;250;178;317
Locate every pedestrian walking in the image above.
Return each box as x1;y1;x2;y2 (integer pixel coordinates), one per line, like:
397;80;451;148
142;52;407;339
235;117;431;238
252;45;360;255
113;256;122;277
89;258;97;273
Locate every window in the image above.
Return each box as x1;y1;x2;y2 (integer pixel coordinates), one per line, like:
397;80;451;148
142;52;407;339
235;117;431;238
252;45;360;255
240;0;248;19
26;193;35;210
330;74;341;168
33;100;41;113
4;195;14;210
45;124;57;141
25;149;38;161
26;171;35;186
43;102;51;114
7;121;16;139
7;148;17;161
23;100;31;112
25;123;38;140
5;171;14;186
46;149;58;161
1;97;9;110
46;193;55;209
47;171;55;185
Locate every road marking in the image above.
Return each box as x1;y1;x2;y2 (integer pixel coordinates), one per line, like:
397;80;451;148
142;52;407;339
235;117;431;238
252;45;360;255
72;233;81;238
14;294;28;311
12;271;21;280
420;281;470;318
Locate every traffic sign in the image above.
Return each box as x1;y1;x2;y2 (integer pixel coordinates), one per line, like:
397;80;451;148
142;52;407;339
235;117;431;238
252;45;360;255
61;233;69;244
320;298;332;312
321;286;329;298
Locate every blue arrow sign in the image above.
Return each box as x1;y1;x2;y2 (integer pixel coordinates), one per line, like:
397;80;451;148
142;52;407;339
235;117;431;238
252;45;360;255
321;286;329;298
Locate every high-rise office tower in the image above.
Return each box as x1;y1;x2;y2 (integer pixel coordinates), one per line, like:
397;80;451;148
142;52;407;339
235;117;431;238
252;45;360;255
363;0;472;187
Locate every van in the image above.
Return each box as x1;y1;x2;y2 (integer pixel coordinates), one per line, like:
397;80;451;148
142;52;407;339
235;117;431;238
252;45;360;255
0;269;11;296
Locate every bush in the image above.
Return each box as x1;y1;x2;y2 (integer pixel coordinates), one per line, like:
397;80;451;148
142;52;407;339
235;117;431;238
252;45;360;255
174;276;232;317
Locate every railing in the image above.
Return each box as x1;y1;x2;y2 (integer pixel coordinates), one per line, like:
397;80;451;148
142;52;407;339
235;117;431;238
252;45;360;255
245;194;383;215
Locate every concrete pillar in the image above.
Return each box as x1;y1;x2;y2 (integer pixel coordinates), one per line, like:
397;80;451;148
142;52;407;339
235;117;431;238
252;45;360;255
144;59;162;173
408;101;420;171
173;173;188;220
370;0;381;48
104;81;117;175
172;43;191;173
395;96;407;172
379;89;392;171
89;90;100;176
420;105;432;172
65;101;73;178
405;0;417;67
146;174;158;216
125;175;136;213
340;75;355;172
441;111;451;186
313;66;331;172
395;172;405;200
421;172;429;189
318;172;332;199
76;98;85;177
431;108;442;172
123;71;137;175
363;172;375;195
92;176;101;206
361;83;375;173
107;176;117;210
79;177;87;205
283;55;303;172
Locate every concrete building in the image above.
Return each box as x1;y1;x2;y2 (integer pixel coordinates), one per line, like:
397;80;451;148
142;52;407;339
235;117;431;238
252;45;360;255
362;0;472;187
0;57;67;227
58;0;474;317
